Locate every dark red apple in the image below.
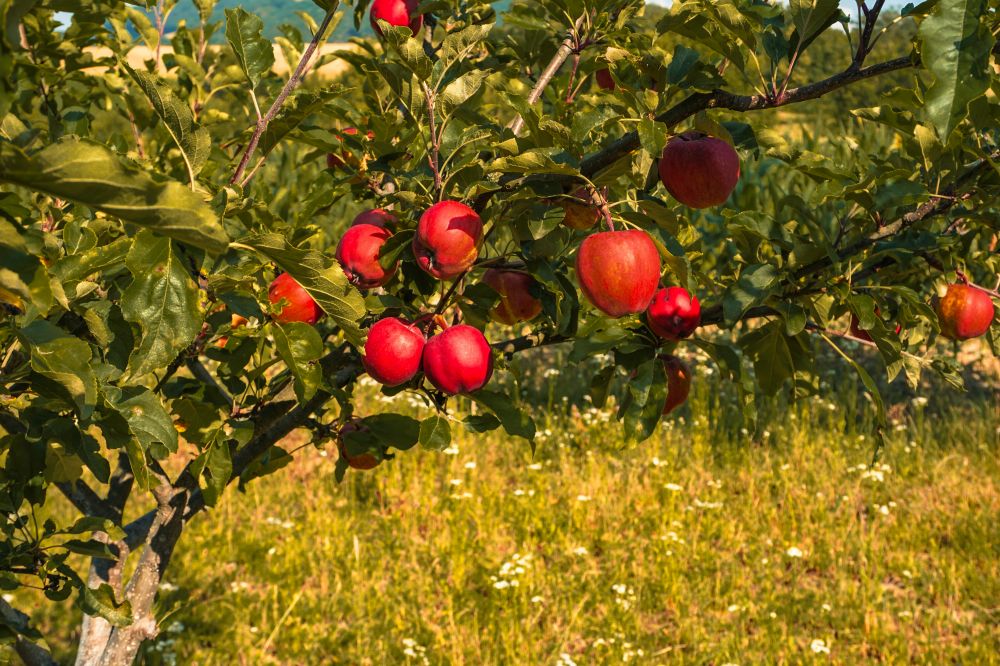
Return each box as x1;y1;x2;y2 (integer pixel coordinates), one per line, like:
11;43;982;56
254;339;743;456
422;325;493;395
658;131;741;209
562;188;601;231
647;287;701;340
849;308;901;343
482;269;543;325
370;0;423;36
363;317;425;386
336;223;397;289
661;355;691;415
595;68;616;91
268;273;322;325
413;200;483;280
352;208;397;229
338;420;381;471
937;283;995;340
575;230;661;317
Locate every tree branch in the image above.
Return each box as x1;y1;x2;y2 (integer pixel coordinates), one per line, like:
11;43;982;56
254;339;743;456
0;598;56;666
230;9;336;185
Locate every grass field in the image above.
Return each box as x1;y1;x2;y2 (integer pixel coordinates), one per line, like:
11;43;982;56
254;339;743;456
12;349;1000;665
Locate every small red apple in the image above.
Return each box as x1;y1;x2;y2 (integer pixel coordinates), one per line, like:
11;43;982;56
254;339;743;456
849;308;901;343
595;68;616;91
338;419;381;471
658;131;741;209
647;287;700;341
575;230;661;317
352;208;397;229
326;127;359;170
661;355;691;415
370;0;423;36
936;283;995;340
482;269;543;325
268;273;323;325
422;325;493;395
562;188;601;231
363;317;425;386
336;224;397;290
413;200;483;280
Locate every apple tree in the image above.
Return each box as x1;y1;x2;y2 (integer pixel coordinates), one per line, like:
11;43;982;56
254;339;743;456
0;0;998;662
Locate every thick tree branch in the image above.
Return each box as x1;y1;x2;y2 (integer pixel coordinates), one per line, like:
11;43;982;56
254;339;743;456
0;598;56;666
230;10;336;185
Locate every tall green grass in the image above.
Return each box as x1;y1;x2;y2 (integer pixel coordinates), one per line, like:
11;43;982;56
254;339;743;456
13;346;1000;665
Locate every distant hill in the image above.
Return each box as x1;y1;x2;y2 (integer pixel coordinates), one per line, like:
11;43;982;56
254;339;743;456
167;1;514;41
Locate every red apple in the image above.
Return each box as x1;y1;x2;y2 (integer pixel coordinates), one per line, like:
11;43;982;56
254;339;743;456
413;200;483;280
482;269;543;325
352;208;397;229
338;419;381;471
575;230;661;317
562;188;601;231
370;0;423;36
647;287;700;340
217;314;248;349
336;224;397;289
268;273;322;325
363;317;425;386
658;131;741;209
422;325;493;395
661;355;691;415
595;68;616;91
326;127;359;170
849;308;901;343
936;283;995;340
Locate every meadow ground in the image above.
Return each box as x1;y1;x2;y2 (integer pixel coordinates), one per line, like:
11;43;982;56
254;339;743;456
13;349;1000;665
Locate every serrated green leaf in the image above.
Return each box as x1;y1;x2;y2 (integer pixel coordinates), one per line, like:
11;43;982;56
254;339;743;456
121;231;203;379
272;322;323;404
103;385;179;461
79;584;132;628
18;320;98;418
121;60;211;185
471;389;535;442
0;137;228;254
243;233;366;347
225;7;275;88
419;416;451;451
918;0;994;140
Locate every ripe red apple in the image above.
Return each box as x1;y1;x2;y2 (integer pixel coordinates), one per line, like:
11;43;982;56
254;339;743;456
369;0;423;36
936;283;995;340
363;317;425;386
562;188;601;231
658;131;741;209
338;420;381;471
647;287;701;340
849;308;901;343
422;325;493;395
352;208;397;229
326;127;359;170
336;224;397;290
482;269;543;325
413;200;483;280
575;230;661;317
268;273;322;325
595;68;616;91
661;355;691;415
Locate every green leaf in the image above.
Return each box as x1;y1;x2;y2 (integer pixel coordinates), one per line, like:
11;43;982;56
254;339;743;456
225;7;275;88
78;584;133;628
0;220;52;313
272;322;323;404
65;516;125;542
622;359;668;443
722;264;779;326
361;414;420;451
789;0;841;49
419;416;451;451
244;233;366;347
103;385;179;461
440;70;489;109
471;390;535;442
381;25;432;79
918;0;994;140
120;60;211;185
61;538;116;558
18;320;98;418
258;87;346;157
120;231;203;379
201;437;232;508
740;321;795;396
0;137;228;254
